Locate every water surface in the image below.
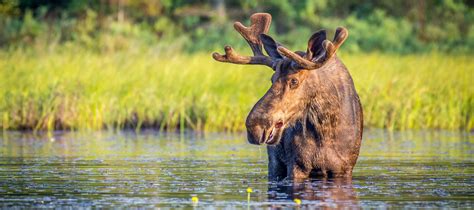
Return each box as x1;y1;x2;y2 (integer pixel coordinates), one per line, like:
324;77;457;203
0;130;472;208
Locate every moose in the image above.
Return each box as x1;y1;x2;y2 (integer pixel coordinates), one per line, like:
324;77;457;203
212;13;363;181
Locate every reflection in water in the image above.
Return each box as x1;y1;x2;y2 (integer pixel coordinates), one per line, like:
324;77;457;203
0;130;472;208
268;178;358;208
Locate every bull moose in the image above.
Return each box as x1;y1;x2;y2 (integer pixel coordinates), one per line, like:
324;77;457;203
212;13;363;181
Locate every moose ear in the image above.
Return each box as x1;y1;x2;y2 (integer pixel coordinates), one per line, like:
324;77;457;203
259;34;283;59
306;30;327;62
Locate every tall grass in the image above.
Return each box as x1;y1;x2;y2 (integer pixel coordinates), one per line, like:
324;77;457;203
0;48;472;131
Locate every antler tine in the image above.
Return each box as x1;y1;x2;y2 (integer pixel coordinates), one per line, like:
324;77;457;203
324;27;348;60
212;46;273;66
233;13;271;56
277;46;323;69
212;13;273;67
277;27;349;70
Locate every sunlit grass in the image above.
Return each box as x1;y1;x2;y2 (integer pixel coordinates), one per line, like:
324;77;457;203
0;48;472;131
346;53;473;131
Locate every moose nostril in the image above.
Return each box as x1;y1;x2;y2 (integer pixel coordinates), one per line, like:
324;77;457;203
275;121;283;129
260;129;266;143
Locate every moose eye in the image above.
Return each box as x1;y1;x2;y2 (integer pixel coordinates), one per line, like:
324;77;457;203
289;78;299;89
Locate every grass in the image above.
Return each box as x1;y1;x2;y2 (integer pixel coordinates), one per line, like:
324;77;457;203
0;48;472;132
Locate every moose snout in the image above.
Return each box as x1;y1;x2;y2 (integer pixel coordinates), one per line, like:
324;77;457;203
246;125;265;145
245;113;270;145
246;111;277;145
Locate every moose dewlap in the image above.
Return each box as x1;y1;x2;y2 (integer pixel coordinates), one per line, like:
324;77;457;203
212;13;363;181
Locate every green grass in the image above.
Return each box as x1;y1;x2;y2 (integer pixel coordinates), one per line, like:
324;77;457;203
0;48;472;131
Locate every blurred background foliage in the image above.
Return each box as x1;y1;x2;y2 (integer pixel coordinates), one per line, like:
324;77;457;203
0;0;473;132
0;0;473;53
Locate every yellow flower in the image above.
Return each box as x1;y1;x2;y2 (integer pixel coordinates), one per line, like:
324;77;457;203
191;196;199;203
294;198;301;205
247;187;253;193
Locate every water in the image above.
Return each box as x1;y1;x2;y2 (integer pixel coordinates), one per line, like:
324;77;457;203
0;130;472;208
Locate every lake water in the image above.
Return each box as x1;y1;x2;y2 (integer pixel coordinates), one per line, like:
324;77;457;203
0;129;472;208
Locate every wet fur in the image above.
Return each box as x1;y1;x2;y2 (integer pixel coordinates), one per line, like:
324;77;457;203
266;57;363;181
211;13;362;181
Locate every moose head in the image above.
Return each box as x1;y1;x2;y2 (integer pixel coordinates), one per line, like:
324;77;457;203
213;13;349;146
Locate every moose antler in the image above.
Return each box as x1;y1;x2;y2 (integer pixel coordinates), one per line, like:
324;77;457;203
212;13;274;67
277;27;348;70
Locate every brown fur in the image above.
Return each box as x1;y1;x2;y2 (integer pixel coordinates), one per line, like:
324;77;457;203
251;57;363;181
213;13;363;181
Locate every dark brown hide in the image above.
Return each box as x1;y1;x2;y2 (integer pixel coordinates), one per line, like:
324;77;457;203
212;13;363;181
253;57;363;181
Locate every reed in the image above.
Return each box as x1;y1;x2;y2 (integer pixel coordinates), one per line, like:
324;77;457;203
0;49;472;131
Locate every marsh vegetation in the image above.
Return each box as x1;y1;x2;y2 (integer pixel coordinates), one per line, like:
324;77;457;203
1;0;472;131
1;50;472;131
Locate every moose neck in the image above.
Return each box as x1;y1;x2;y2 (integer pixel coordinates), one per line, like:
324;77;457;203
290;59;344;146
304;96;339;144
278;93;341;148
